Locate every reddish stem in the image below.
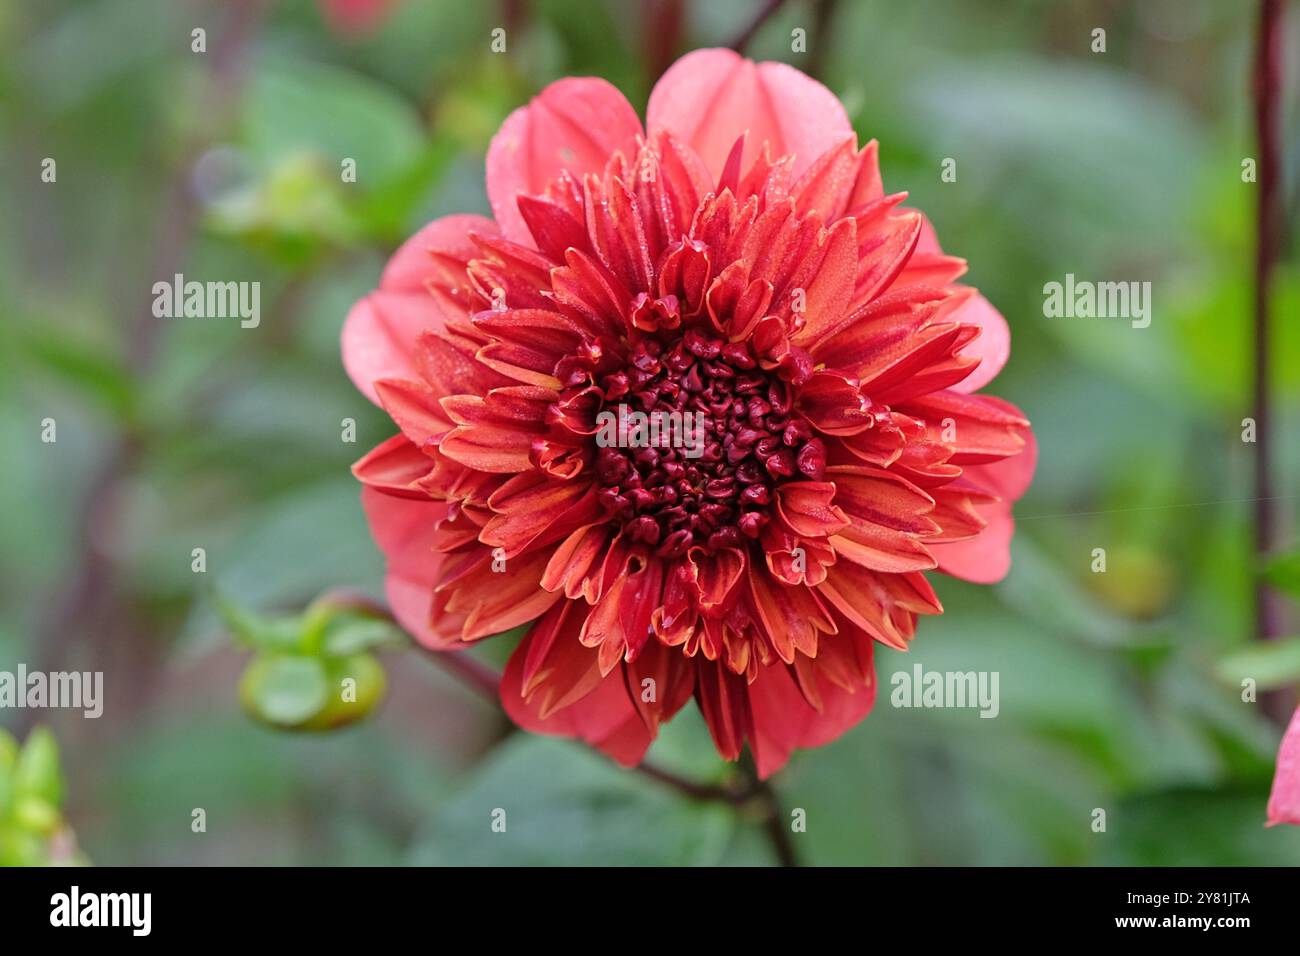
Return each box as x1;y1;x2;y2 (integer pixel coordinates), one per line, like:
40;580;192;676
642;0;686;84
728;0;788;53
426;647;505;701
807;0;840;80
1252;0;1291;723
740;754;800;866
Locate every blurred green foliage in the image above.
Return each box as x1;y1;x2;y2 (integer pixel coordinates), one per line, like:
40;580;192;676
1;0;1297;865
0;727;86;866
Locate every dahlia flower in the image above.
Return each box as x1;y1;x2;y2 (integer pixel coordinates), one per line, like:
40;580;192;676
343;49;1036;776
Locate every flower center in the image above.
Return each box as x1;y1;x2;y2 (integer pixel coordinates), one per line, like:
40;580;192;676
585;324;825;557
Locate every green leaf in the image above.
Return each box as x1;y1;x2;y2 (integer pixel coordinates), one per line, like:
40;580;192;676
14;727;63;807
1097;789;1300;865
1216;638;1300;691
14;0;184;111
1263;551;1300;598
243;61;424;189
215;593;303;652
352;139;456;241
14;327;135;420
321;618;403;657
645;708;734;783
239;655;330;727
410;736;734;866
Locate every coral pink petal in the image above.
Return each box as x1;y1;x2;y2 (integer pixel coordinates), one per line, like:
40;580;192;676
1267;706;1300;826
911;215;1009;393
380;214;495;292
747;662;876;778
385;574;450;651
487;77;644;245
500;635;653;766
342;293;431;405
949;294;1011;394
931;501;1014;584
932;432;1034;583
646;47;852;182
966;427;1038;502
342;214;495;404
360;486;458;649
915;214;942;255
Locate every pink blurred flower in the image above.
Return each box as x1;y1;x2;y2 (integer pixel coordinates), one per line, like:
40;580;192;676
1267;705;1300;826
320;0;395;35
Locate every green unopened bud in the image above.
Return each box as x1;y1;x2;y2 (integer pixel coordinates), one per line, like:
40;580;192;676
228;590;396;732
240;651;385;731
303;653;387;730
239;654;328;727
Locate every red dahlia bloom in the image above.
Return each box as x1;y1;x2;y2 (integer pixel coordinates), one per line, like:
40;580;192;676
343;49;1037;776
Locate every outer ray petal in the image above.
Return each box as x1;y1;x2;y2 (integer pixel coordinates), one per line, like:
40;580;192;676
746;638;876;778
487;77;643;245
930;430;1036;583
360;486;458;649
342;214;496;404
501;609;656;767
904;215;1011;393
646;48;852;182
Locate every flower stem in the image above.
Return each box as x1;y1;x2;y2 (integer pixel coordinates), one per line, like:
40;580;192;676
1252;0;1291;724
426;646;504;701
728;0;788;53
636;761;752;803
740;754;800;866
642;0;686;83
807;0;840;80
